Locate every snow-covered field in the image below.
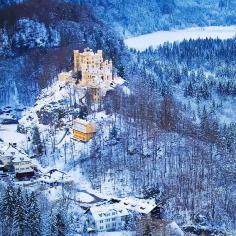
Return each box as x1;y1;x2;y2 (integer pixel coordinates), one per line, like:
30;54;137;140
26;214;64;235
125;26;236;51
0;124;26;146
97;232;135;236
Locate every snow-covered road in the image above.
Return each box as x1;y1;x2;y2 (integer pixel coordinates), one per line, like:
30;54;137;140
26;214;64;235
125;26;236;51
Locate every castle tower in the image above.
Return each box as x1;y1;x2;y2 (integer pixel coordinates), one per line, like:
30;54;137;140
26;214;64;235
74;50;80;72
97;50;103;62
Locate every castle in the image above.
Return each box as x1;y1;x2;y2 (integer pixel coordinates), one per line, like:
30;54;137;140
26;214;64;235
74;48;113;85
59;48;117;101
58;48;124;142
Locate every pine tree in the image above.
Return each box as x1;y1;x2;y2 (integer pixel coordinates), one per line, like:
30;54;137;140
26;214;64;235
51;212;66;236
1;185;16;235
110;126;118;139
12;188;25;236
25;192;41;236
32;126;43;156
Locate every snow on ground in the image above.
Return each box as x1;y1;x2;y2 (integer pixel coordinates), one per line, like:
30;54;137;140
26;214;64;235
0;124;27;147
125;26;236;51
166;222;184;236
76;192;94;203
44;186;63;201
97;231;136;236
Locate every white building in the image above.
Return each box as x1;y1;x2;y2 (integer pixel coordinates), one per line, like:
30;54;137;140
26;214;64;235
12;152;34;178
86;203;130;232
0;144;18;165
0;143;34;178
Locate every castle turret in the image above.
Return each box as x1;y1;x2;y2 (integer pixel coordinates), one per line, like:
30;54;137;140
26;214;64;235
74;50;80;72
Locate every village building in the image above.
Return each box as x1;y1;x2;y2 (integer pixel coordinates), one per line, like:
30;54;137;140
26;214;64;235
85;203;130;232
72;118;96;142
0;143;34;178
85;197;162;233
0;144;17;165
119;197;161;219
12;152;34;178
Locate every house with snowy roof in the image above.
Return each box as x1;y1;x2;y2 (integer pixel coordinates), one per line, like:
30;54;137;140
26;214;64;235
72;118;96;142
85;197;162;233
85;203;130;232
0;143;34;178
0;144;18;165
119;197;161;218
12;152;34;178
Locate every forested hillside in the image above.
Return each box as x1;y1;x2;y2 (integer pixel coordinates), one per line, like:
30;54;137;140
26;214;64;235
76;38;236;233
78;0;236;35
2;0;235;36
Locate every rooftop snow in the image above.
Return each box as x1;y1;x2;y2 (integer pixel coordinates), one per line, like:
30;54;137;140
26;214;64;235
89;203;129;221
119;197;157;214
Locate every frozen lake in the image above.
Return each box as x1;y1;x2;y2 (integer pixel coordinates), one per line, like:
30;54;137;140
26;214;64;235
125;26;236;51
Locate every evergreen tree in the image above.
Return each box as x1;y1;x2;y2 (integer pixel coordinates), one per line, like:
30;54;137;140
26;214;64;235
26;192;41;236
1;185;16;235
13;188;25;236
110;126;118;139
51;212;66;236
32;126;43;156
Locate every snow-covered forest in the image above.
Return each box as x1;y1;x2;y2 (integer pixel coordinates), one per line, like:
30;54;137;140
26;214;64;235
0;0;236;235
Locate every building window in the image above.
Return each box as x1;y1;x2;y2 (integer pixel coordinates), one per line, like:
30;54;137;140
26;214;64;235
100;226;103;230
100;220;103;223
112;218;115;221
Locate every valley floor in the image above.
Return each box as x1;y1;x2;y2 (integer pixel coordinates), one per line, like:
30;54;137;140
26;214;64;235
124;25;236;51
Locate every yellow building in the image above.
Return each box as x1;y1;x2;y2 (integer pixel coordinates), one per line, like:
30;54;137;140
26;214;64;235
57;48;123;102
72;118;96;142
73;48;113;88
